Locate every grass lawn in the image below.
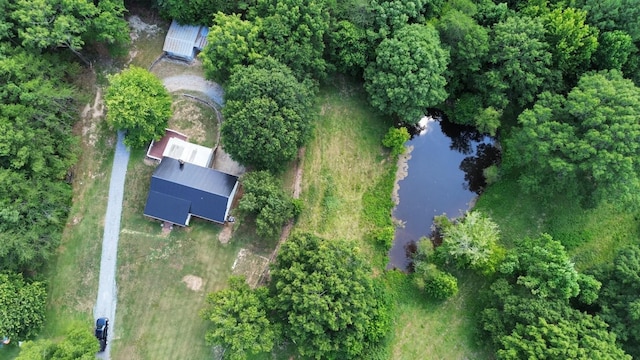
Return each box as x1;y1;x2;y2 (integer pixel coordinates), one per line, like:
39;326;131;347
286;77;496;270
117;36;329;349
296;76;389;247
294;76;490;359
111;149;241;360
474;177;640;270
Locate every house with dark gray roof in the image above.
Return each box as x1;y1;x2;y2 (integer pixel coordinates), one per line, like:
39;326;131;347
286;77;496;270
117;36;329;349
162;20;209;62
143;157;238;226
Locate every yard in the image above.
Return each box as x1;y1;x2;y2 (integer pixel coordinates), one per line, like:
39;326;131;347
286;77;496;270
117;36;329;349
33;10;492;360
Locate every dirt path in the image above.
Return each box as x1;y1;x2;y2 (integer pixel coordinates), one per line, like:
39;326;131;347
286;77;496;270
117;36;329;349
261;147;306;281
94;131;130;359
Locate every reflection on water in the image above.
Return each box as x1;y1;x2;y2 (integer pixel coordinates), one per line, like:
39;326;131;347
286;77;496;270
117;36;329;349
387;116;500;270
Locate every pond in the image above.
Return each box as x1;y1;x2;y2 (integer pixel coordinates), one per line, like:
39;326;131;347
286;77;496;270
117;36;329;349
388;116;500;271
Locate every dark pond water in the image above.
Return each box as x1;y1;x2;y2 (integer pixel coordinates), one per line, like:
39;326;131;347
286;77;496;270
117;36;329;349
387;116;500;271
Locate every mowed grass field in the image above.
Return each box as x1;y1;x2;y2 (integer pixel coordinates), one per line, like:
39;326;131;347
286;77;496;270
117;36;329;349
294;77;490;359
110;149;257;360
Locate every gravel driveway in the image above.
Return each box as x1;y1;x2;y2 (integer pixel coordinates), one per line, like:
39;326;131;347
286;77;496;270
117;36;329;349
93;74;235;359
94;131;129;359
162;75;225;106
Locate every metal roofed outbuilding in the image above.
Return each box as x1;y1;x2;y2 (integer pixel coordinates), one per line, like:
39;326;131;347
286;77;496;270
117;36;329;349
162;20;209;62
143;157;239;226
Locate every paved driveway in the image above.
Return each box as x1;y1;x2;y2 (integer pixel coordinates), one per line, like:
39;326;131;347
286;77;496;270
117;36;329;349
94;131;129;359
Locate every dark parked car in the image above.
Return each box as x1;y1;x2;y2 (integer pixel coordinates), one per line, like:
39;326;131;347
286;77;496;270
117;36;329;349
95;317;109;352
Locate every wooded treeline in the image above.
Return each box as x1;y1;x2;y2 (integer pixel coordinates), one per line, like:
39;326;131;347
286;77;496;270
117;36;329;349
1;0;640;358
0;0;128;350
179;0;640;358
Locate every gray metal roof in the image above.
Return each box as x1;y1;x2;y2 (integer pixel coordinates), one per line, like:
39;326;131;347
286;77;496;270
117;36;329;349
195;27;209;50
144;191;191;225
143;157;238;224
153;157;237;197
163;20;202;59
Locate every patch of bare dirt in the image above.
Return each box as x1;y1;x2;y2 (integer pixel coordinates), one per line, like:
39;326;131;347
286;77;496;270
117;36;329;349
181;275;203;291
128;15;160;41
81;87;104;147
218;223;233;244
232;249;270;288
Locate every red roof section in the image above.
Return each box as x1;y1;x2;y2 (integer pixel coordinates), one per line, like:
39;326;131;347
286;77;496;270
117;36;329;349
146;129;188;160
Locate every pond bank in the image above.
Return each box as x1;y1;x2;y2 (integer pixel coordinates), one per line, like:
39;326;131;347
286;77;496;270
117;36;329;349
388;117;499;270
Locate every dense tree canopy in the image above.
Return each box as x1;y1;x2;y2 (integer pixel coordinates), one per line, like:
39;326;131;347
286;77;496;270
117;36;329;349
365;23;449;123
220;58;314;172
574;0;640;42
250;0;330;80
0;48;76;273
105;66;173;148
200;12;261;83
201;276;276;360
505;70;640;207
596;245;640;358
327;20;369;76
270;233;392;359
436;7;489;98
482;234;628;359
239;171;295;238
483;15;556;110
0;273;46;340
9;0;129;62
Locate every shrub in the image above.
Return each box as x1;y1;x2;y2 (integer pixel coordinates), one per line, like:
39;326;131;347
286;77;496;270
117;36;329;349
371;226;395;250
382;127;410;157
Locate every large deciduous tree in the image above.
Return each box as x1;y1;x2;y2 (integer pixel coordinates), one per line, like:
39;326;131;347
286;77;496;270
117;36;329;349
270;233;392;359
365;23;449;123
438;211;504;275
220;58;314;172
504;70;640;207
201;276;276;360
0;273;46;340
596;245;640;358
482;15;555;110
105;66;173;148
200;12;261;83
239;171;295;238
542;7;598;84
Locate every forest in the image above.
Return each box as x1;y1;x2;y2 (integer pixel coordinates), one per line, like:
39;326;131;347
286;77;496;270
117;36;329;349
1;0;640;359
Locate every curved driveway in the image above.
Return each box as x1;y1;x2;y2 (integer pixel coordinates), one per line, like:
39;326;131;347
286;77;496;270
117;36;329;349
162;75;225;105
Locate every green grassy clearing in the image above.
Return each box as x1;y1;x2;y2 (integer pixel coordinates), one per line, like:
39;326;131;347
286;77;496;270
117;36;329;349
111;149;272;360
167;94;219;147
294;76;489;359
296;76;389;246
474;177;640;271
